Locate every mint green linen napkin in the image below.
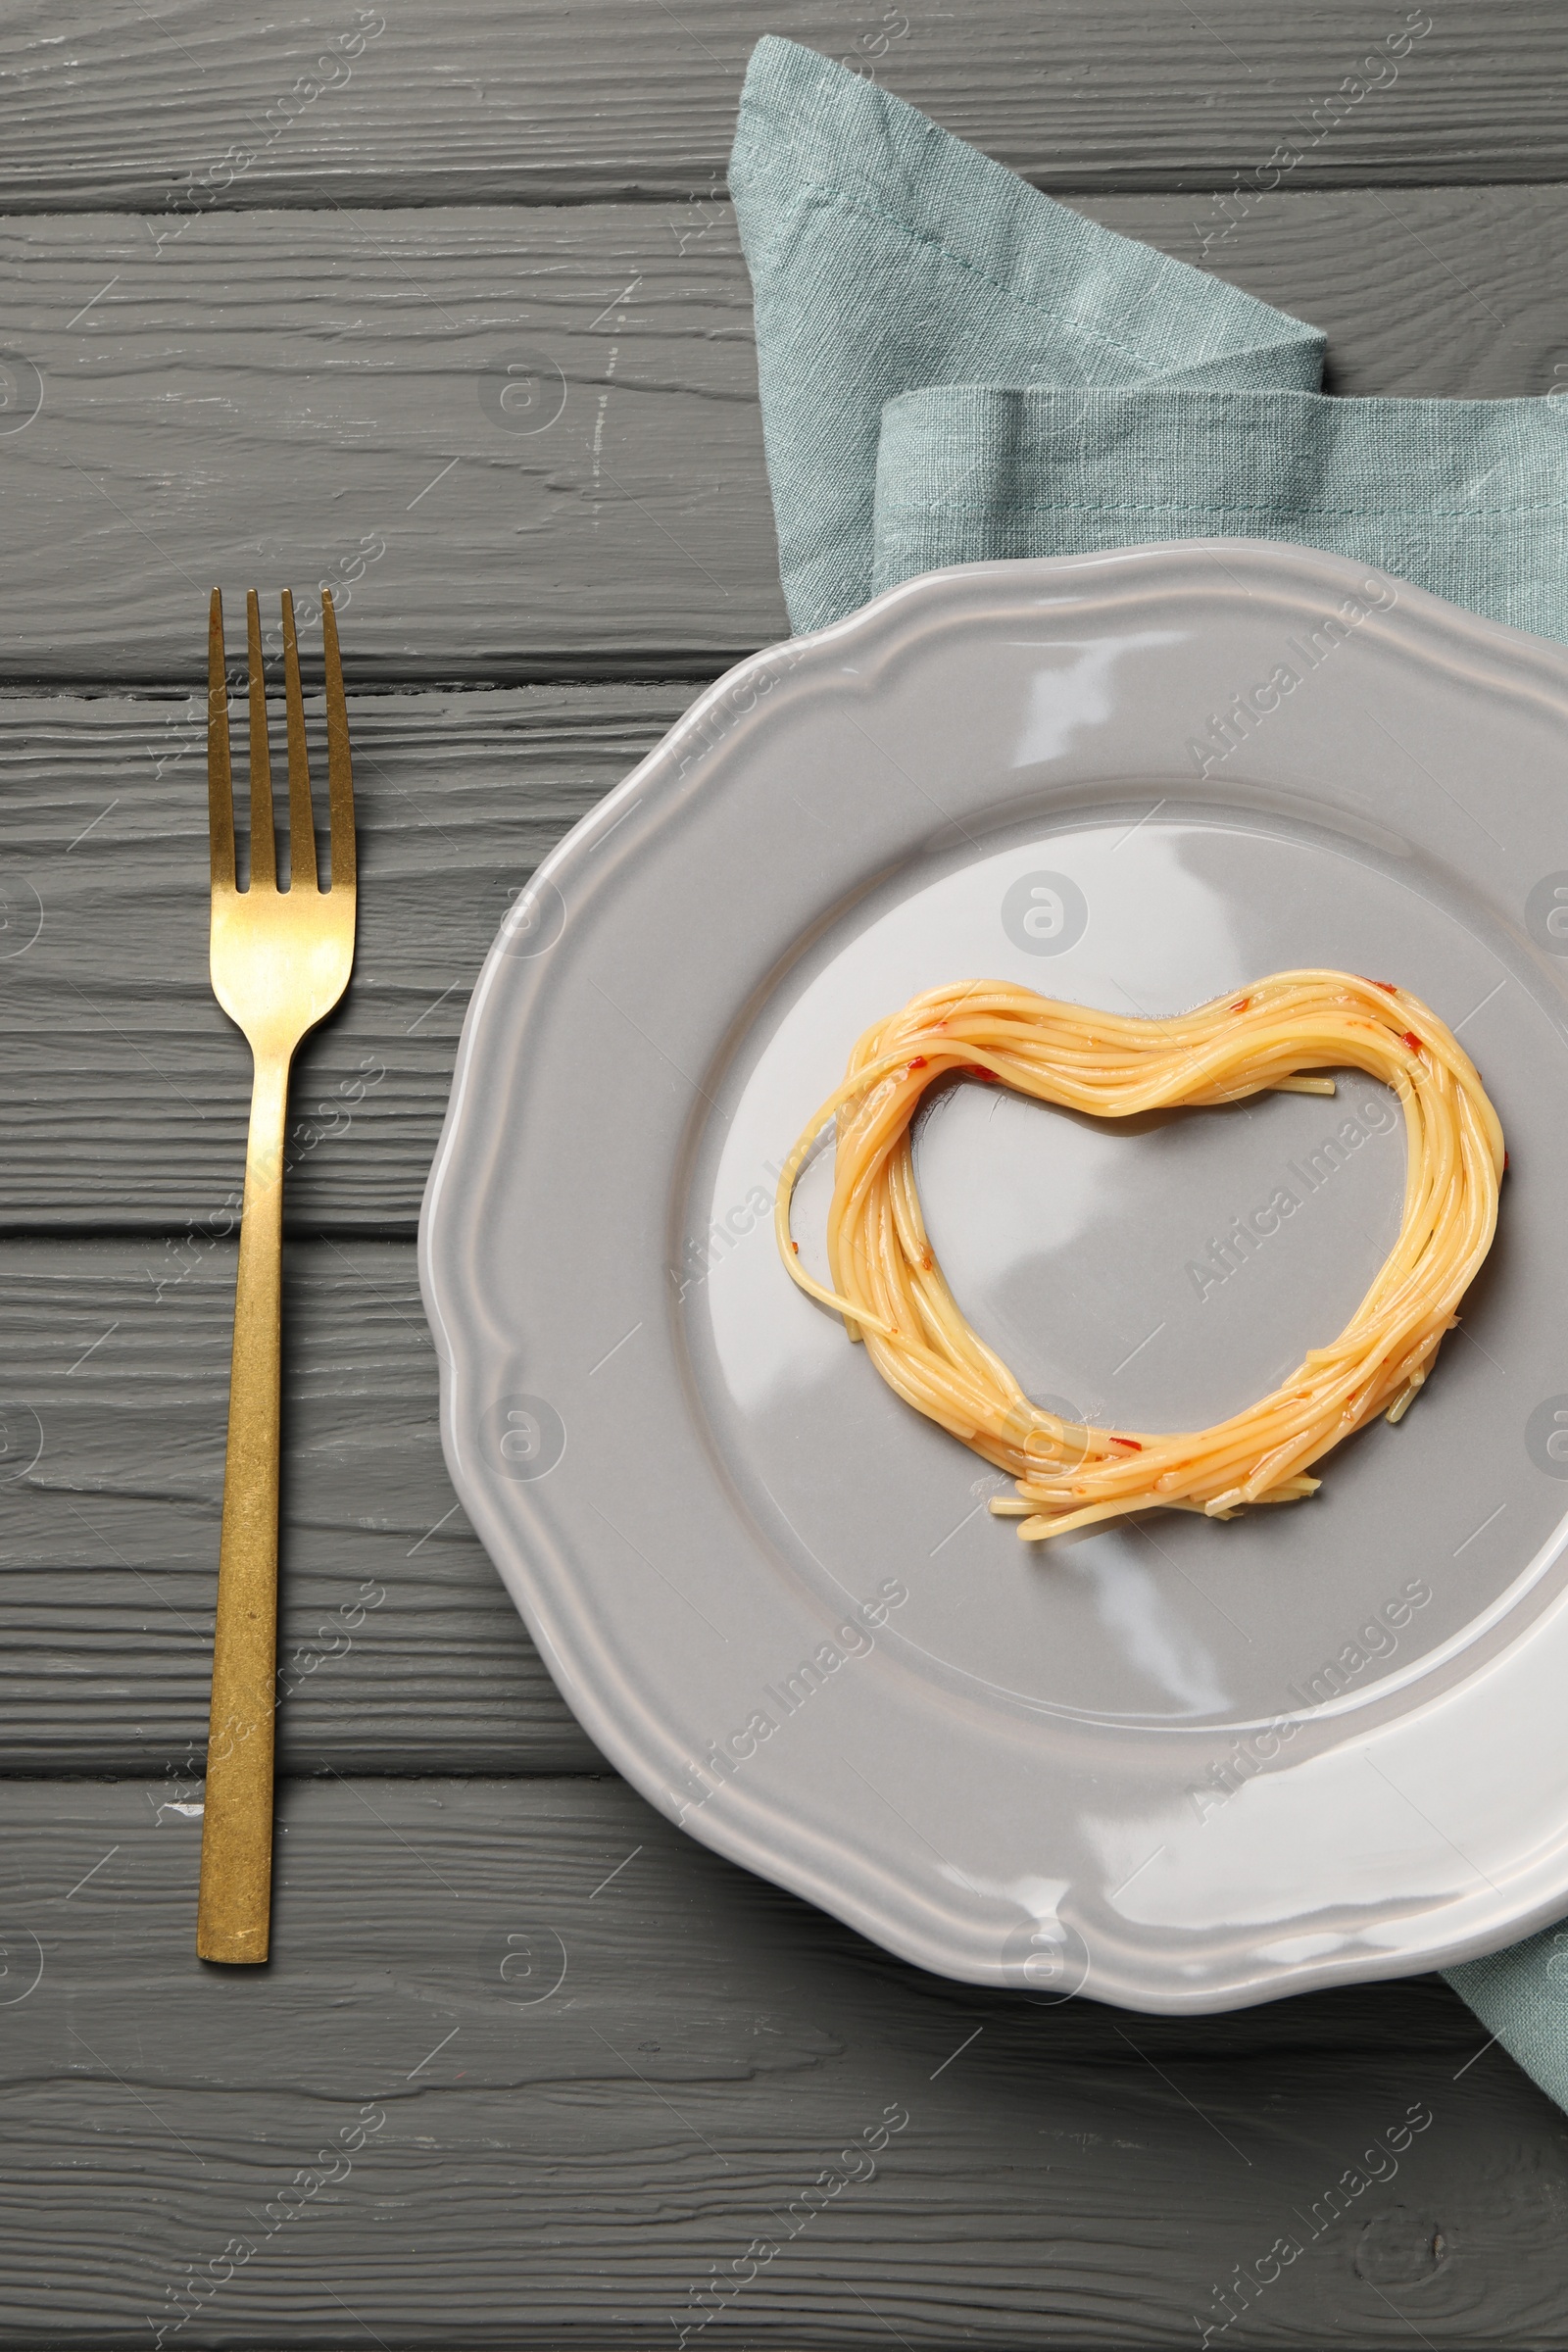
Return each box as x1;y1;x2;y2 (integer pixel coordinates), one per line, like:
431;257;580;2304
730;33;1568;2105
874;383;1568;644
730;34;1568;650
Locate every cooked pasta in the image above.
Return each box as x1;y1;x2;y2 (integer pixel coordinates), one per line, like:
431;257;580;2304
775;971;1503;1542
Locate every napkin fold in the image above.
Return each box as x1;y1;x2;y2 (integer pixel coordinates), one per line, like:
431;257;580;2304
730;34;1568;648
730;33;1568;2110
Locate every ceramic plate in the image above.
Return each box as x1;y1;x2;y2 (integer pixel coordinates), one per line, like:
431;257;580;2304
420;540;1568;2013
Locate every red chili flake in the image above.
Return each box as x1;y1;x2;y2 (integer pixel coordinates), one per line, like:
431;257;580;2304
1400;1030;1422;1054
791;1242;799;1254
1365;979;1398;993
962;1064;994;1082
1229;996;1250;1013
1111;1436;1143;1452
907;1055;928;1070
1503;1152;1510;1173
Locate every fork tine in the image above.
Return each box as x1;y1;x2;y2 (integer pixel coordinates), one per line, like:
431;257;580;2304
321;588;357;893
207;589;235;892
279;590;317;892
244;589;278;891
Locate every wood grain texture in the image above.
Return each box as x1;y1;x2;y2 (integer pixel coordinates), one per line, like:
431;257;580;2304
0;207;785;685
0;188;1564;687
4;2;1567;209
1;1775;1563;2348
0;1235;601;1777
0;685;686;1231
1099;187;1568;401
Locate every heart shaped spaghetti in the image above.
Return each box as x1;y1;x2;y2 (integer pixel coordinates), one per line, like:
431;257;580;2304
775;971;1503;1542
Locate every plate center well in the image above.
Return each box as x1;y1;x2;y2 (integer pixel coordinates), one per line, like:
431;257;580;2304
689;811;1568;1730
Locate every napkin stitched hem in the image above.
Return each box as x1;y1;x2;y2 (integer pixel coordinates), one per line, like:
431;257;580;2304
790;183;1169;377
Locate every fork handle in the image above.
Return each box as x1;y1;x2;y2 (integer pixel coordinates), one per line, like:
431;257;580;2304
197;1051;290;1962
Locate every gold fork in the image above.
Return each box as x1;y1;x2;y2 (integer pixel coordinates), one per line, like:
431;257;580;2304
197;586;357;1963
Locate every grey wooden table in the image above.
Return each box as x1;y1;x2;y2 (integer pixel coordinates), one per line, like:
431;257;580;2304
4;5;1568;2344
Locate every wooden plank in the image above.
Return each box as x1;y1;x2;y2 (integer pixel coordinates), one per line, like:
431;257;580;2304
0;1774;1559;2347
0;188;1563;690
0;685;685;1232
0;1237;601;1776
4;3;1567;208
0;207;785;686
1095;187;1568;400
